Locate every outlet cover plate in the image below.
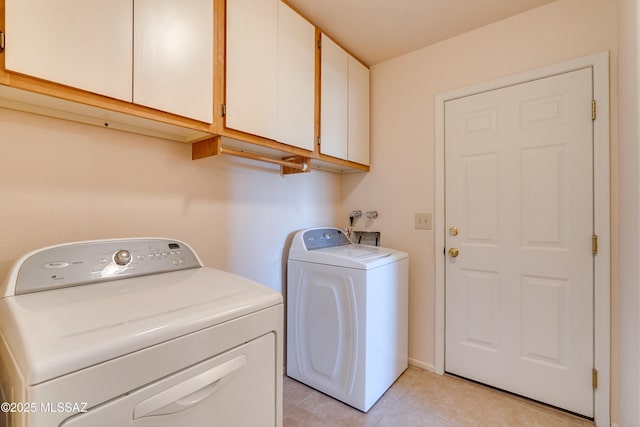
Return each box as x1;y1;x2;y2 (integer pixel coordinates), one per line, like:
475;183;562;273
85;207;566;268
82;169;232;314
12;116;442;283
415;213;432;230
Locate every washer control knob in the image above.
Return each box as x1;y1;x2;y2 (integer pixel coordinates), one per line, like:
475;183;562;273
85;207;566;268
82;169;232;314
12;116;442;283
113;249;132;266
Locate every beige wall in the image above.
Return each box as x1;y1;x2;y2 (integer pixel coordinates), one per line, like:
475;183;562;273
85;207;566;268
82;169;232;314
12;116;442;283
0;0;632;424
0;109;343;292
342;0;619;419
616;0;639;425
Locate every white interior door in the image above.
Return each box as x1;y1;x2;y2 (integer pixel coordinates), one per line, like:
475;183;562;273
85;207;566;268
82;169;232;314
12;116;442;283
444;68;594;417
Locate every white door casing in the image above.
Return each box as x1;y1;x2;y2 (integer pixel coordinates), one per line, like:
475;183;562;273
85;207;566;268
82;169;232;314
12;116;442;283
445;68;593;416
434;52;610;426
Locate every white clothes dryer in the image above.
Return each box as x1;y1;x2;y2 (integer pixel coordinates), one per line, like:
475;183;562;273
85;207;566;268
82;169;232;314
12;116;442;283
286;227;408;412
0;238;283;427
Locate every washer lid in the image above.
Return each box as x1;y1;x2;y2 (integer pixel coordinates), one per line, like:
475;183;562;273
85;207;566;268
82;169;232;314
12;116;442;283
0;267;282;385
288;228;407;269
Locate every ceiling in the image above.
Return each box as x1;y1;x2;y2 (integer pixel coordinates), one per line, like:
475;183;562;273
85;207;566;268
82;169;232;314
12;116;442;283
285;0;557;66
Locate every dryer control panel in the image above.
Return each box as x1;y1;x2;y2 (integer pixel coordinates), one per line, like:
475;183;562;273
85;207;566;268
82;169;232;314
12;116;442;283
303;228;351;250
5;238;202;296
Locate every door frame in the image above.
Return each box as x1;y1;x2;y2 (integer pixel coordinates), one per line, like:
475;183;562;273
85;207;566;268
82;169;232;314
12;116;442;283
434;51;610;426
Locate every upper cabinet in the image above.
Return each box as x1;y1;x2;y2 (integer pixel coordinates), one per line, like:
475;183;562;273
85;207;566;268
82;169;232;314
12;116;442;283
319;35;348;160
0;0;369;172
3;0;213;124
225;0;315;151
276;2;315;151
320;34;370;166
225;0;278;140
347;56;370;166
5;0;133;102
134;0;213;123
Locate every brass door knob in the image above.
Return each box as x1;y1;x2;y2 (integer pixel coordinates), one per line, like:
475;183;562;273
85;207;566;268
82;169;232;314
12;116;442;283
448;247;460;258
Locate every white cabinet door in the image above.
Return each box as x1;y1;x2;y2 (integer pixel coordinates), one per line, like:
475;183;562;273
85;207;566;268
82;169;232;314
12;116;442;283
320;35;348;160
134;0;213;123
226;0;315;150
348;57;370;165
276;2;315;151
320;34;370;165
226;0;278;139
5;0;132;101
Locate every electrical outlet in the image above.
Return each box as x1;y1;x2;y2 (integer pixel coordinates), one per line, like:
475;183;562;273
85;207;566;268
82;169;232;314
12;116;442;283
415;213;432;230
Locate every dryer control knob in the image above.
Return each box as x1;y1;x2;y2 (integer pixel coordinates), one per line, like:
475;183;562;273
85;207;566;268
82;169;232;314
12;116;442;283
114;249;132;266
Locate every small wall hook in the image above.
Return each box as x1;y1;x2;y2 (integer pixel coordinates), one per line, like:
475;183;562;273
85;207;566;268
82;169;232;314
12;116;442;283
349;210;362;226
365;211;379;219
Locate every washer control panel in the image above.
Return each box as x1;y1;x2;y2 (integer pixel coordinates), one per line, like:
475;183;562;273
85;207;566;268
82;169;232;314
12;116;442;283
302;228;351;250
12;238;202;295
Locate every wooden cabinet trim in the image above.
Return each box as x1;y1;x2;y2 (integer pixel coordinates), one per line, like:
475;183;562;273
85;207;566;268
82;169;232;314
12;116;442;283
0;0;8;86
4;71;213;132
314;28;321;157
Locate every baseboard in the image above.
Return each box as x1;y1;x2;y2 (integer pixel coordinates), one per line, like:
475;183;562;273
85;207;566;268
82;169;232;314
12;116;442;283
408;358;435;373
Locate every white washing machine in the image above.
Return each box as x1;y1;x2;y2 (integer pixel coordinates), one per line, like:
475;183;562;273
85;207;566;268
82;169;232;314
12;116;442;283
286;227;408;412
0;238;283;427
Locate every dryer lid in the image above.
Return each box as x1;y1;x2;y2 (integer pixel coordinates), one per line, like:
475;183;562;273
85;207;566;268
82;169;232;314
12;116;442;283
0;267;282;385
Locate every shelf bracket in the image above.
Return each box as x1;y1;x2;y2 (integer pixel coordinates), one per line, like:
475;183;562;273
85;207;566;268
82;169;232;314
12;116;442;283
192;136;223;159
191;136;310;174
281;156;311;175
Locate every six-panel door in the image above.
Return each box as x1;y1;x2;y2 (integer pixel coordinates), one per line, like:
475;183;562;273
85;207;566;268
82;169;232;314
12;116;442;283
444;68;595;417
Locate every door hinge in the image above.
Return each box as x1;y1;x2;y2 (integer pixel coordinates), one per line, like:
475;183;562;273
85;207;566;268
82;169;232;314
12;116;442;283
0;31;5;52
221;104;226;118
592;100;596;120
592;368;598;389
317;38;322;49
592;234;598;255
316;136;321;146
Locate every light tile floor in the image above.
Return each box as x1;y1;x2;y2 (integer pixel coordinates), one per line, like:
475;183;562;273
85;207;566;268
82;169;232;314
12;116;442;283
283;367;595;427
